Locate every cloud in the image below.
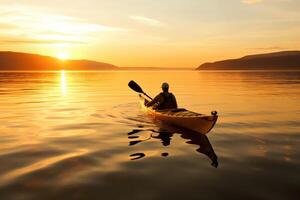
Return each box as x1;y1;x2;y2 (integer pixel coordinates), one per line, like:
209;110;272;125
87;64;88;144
129;15;164;27
0;5;124;45
242;0;263;4
0;38;85;45
0;23;18;29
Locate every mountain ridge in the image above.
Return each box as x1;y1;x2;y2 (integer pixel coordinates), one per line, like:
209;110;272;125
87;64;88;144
197;51;300;70
0;51;190;71
0;51;118;71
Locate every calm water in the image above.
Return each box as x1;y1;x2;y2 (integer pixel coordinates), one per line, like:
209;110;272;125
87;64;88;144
0;70;299;200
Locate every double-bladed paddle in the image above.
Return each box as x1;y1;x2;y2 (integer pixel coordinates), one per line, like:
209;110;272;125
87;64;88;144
128;80;153;100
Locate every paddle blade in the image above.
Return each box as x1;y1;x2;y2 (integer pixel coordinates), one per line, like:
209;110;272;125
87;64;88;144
128;80;144;93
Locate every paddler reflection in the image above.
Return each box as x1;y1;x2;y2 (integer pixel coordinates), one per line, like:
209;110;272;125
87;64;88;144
128;126;218;168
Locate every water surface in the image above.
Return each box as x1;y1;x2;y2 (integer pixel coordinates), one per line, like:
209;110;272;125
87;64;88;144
0;70;299;200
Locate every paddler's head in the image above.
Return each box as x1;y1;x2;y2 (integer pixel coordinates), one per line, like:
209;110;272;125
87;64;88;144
161;82;169;92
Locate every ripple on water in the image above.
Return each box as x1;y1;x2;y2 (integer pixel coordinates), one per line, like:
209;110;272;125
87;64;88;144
51;122;112;131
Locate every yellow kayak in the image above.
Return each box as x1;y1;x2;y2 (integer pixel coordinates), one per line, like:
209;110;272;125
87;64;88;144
139;96;218;134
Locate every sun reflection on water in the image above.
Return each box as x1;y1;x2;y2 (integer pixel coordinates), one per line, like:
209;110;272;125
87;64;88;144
60;70;67;95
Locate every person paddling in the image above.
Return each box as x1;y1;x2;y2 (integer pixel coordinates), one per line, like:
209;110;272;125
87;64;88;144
145;82;178;110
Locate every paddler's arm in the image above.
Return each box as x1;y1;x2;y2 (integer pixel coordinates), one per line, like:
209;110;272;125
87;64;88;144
146;94;163;107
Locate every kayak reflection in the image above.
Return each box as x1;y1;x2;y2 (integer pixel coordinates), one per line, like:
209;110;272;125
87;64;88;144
128;125;218;168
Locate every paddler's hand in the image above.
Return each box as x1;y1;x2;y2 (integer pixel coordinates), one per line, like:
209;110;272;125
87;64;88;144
144;99;149;106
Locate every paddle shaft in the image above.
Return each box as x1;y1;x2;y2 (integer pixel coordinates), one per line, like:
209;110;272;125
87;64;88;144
142;92;153;100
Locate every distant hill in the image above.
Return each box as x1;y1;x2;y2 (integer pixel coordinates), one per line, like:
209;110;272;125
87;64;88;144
197;51;300;70
0;51;118;70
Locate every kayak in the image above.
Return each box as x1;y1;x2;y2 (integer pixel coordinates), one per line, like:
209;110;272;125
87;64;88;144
139;96;218;134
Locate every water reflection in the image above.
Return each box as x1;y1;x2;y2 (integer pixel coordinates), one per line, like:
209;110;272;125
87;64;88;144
60;70;67;96
0;71;299;199
130;153;146;160
128;126;218;168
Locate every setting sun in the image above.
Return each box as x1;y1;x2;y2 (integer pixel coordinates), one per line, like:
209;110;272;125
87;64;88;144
56;52;70;60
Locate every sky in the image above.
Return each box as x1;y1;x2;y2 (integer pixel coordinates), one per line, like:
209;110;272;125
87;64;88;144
0;0;300;67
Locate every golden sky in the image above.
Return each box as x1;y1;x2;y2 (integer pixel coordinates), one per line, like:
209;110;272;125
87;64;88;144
0;0;300;67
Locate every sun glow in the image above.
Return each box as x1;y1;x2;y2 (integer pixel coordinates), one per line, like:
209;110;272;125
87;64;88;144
57;52;70;60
